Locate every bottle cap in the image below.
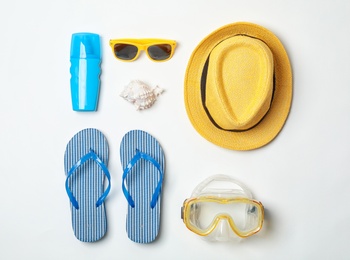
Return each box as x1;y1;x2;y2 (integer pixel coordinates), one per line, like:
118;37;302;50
70;32;101;59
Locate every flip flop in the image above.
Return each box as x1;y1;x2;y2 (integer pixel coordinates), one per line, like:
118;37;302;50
120;130;165;243
64;128;111;242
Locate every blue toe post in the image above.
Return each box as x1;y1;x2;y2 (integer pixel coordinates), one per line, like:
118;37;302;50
65;148;111;210
122;149;163;208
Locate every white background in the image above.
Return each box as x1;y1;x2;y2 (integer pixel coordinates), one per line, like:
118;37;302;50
1;0;350;259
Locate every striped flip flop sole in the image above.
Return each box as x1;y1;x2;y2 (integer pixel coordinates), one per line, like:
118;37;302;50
64;128;109;242
120;130;165;243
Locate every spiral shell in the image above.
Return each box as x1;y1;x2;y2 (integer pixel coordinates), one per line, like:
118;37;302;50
120;80;164;110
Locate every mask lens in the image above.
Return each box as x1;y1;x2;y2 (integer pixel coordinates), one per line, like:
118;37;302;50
230;202;261;233
114;44;138;60
188;201;214;230
243;203;261;233
147;44;172;60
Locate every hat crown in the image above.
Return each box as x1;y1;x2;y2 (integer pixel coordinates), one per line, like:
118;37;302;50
205;36;274;131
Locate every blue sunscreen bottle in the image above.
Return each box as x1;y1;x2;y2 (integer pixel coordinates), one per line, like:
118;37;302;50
70;32;101;111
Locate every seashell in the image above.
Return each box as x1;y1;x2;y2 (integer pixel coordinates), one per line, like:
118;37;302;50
120;80;164;110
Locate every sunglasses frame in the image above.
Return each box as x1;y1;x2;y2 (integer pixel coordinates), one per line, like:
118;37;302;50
181;196;264;238
109;38;177;62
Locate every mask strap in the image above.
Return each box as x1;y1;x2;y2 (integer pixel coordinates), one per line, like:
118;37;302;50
191;174;253;199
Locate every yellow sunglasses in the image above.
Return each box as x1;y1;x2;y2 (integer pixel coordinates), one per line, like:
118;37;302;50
109;38;177;62
181;196;264;238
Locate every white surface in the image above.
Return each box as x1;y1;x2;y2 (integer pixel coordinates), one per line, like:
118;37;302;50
1;0;350;259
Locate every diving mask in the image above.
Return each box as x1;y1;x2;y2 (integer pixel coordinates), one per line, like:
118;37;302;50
181;175;264;241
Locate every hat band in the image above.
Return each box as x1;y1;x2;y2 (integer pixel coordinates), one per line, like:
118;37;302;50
200;56;276;132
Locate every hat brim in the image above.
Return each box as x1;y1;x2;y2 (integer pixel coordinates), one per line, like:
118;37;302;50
184;22;292;150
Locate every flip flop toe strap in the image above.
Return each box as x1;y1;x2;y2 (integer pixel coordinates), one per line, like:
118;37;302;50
65;148;111;210
122;149;163;209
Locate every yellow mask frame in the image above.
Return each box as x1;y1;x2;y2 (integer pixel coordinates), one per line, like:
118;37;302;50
182;196;264;238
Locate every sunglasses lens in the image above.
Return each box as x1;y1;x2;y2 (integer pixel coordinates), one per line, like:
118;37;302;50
148;44;172;60
114;44;138;60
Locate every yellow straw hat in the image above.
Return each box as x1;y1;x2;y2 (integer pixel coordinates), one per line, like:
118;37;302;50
184;22;292;150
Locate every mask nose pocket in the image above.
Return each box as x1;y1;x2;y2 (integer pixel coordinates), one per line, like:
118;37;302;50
213;219;231;242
